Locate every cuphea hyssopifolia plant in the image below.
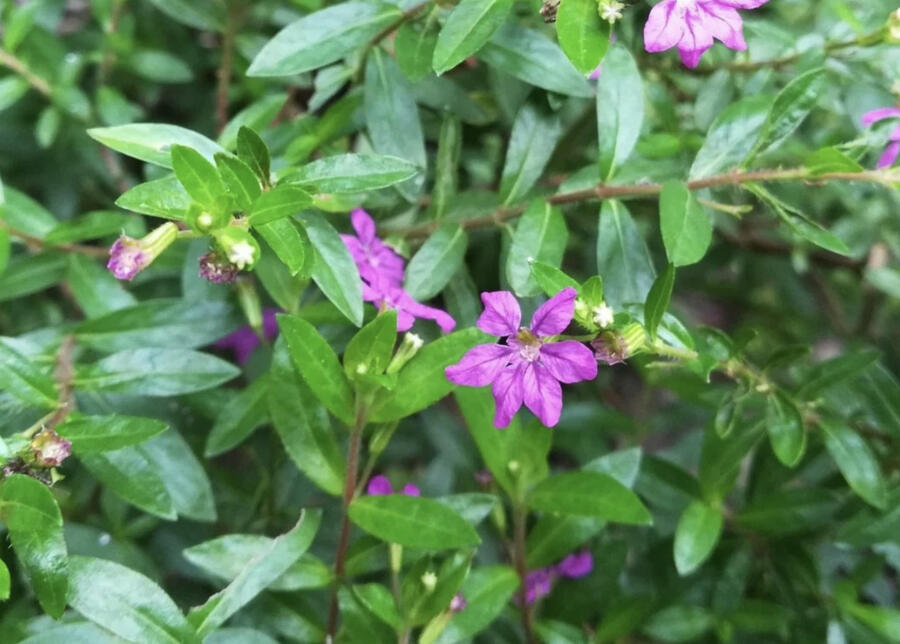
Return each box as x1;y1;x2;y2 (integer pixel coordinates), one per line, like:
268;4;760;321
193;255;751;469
2;0;900;642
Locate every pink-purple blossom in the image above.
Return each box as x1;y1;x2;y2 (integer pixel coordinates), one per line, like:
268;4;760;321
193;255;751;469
107;238;147;280
524;550;594;604
341;209;456;333
214;307;280;364
366;474;420;497
644;0;770;69
449;593;467;613
199;251;239;283
862;107;900;169
445;288;597;428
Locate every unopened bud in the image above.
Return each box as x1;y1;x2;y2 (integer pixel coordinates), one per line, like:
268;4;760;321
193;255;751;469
386;333;423;374
215;227;260;270
507;460;520;474
421;571;438;593
107;222;178;281
198;252;238;284
450;593;467;613
592;323;645;365
30;429;71;468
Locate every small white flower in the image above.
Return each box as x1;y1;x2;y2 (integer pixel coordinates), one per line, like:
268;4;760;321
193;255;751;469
592;302;615;328
227;241;256;269
197;212;214;230
421;571;438;592
405;333;424;351
599;0;625;23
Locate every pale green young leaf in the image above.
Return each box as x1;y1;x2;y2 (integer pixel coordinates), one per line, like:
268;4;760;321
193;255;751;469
673;500;723;576
556;0;611;74
248;185;312;226
80;447;177;520
205;377;270;456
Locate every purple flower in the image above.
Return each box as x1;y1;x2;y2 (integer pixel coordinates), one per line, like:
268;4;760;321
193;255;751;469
524;568;555;604
523;550;594;605
862;107;900;169
342;209;456;333
556;550;593;578
644;0;770;69
30;429;71;468
366;474;420;497
445;288;597;428
107;222;178;281
214;307;280;364
199;252;239;284
449;592;467;613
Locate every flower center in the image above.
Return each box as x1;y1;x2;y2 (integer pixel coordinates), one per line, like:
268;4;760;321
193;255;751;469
515;328;542;362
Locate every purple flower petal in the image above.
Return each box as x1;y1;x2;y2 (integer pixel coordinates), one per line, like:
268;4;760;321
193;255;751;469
522;363;563;427
877;141;900;169
539;341;598;383
697;4;745;51
862;107;900;127
477;291;522;337
644;0;683;53
401;483;420;496
530;288;577;337
351;208;377;244
717;0;770;8
446;343;516;387
557;551;593;578
491;364;525;428
524;568;554;604
367;475;394;496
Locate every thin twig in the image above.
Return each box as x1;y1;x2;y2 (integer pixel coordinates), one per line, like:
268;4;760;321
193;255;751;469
0;220;109;258
0;49;52;96
513;504;536;644
45;336;77;430
216;4;241;134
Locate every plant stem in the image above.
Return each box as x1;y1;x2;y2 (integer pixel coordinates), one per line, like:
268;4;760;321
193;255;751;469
326;405;367;640
46;336;77;430
216;3;241;134
512;504;536;644
0;49;52;97
0;220;109;258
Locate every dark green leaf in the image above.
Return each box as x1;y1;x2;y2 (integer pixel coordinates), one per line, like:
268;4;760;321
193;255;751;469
820;418;887;509
348;495;480;549
205;378;270;456
45;211;132;244
286;154;419;194
644;263;675;339
141;429;217;522
737;488;839;535
215;153;262;210
596;44;644;179
256;217;311;277
528;471;652;524
765;391;806;467
115;174;191;220
530;261;580;298
673;500;723;576
300;212;364;326
80;447;176;519
506;200;567;297
0;339;58;408
237;127;271;186
659;182;712;267
689;95;771;179
248;185;312;226
405;223;468;300
56;414;168;453
432;0;513;74
171;144;227;209
596;200;655;308
66;255;137;318
396;23;437;81
500;102;562;206
643;605;713;643
436;566;520;642
525;516;606;569
0;253;67;302
798;349;880;399
698;422;763;502
0;559;8;600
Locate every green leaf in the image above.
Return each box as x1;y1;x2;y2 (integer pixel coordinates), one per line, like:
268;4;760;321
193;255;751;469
237;127;271;186
171;144;227;209
205;378;270;456
87;123;224;168
805;147;864;176
66;255;137;318
525;516;606;569
530;261;580;298
765;391;806;467
364;50;426;201
480;23;592;98
644;264;675;339
115;174;191;220
45;210;133;244
344;310;397;379
435;566;520;642
528;471;652;524
0;339;58;409
187;510;322;638
405;223;468;300
0;253;67;302
256;218;311;277
142;429;217;522
278;314;355;425
820;418;887;509
556;0;611;74
184;534;331;592
395;23;438;81
596;44;644;179
270;338;345;496
596;200;655;308
0;226;9;277
75;299;241;351
215;153;262;211
56;414;168;453
348;495;480;549
436;493;498;525
506;200;568;297
74;349;240;396
370;328;487;422
284;154;420;194
146;0;223;30
0;558;8;600
643;605;713;643
248;185;312;226
500;102;562;205
80;447;177;519
745;68;826;163
219;93;289;150
353;583;402;629
256;242;306;312
0;475;68;618
247;2;403;76
737;488;838;535
673;500;723;576
432;0;513;74
689;95;772;179
300;212;364;326
659;181;712;267
798;349;880;399
67;555;198;644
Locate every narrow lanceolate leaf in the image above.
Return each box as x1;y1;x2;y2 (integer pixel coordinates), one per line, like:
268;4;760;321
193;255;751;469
432;0;513;74
299;212;364;326
0;340;58;409
67;556;199;644
0;227;9;277
56;414;168;453
236;127;271;187
0;475;68;618
284;154;419;194
0;559;9;600
438;566;520;642
596;44;644;179
745;68;826;164
205;378;270;456
170;144;227;208
364;50;426;201
556;0;611;74
0;254;66;302
765;391;806;468
343;310;397;379
644;264;675;339
66;255;137;318
187;510;322;638
405;223;468;301
480;23;593;98
528;471;653;525
506;200;568;297
115;174;192;220
349;495;480;549
74;349;240;396
596;200;656;309
500;102;562;206
80;447;177;519
215;154;262;211
395;23;437;81
87;123;224;168
278;314;355;426
689;95;772;179
247;185;312;226
530;261;580;298
142;429;217;522
247;2;403;76
659;181;712;267
256;218;311;278
820;418;887;509
673;500;723;576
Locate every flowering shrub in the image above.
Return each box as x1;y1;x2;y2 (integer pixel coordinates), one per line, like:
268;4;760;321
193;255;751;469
0;0;899;642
